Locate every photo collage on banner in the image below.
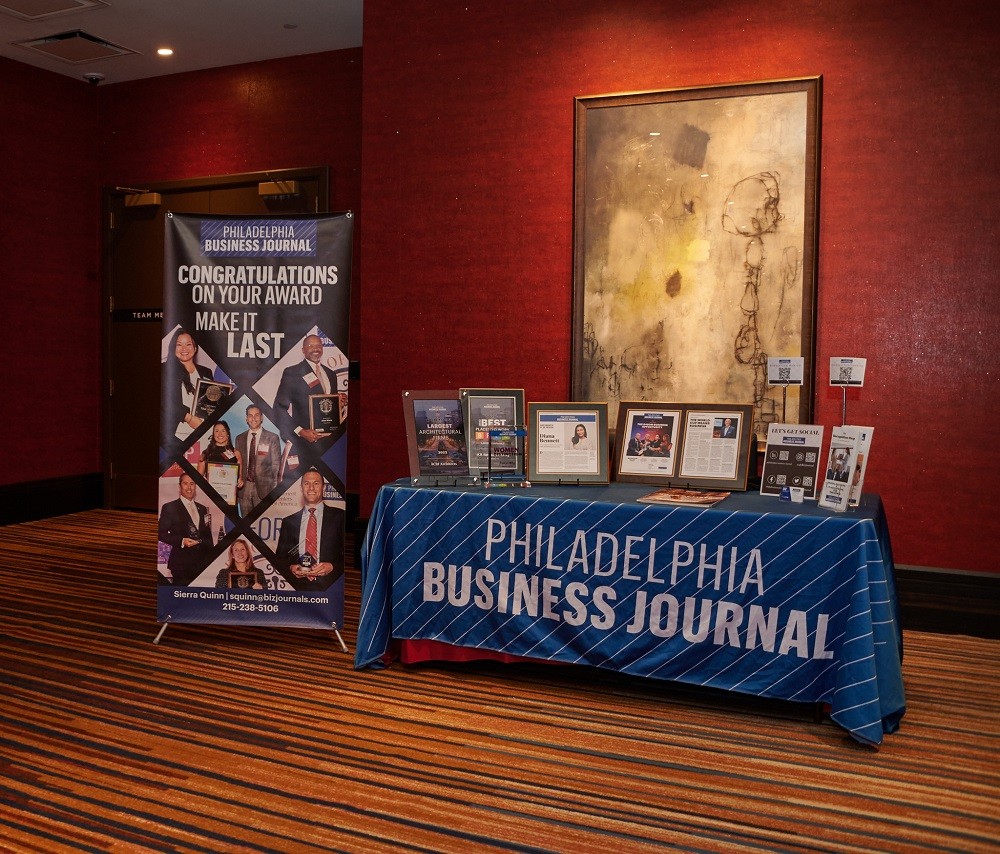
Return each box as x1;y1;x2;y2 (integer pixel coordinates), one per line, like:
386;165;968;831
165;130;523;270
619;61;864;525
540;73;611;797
157;213;353;630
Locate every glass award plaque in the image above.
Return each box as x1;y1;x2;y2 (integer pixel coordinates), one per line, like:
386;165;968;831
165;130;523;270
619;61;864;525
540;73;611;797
191;378;234;420
402;390;477;486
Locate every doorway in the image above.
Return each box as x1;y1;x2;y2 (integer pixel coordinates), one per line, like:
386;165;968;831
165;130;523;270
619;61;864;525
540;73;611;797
103;167;328;510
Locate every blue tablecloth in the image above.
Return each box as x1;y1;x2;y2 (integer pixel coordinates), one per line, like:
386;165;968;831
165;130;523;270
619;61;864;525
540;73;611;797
356;480;905;746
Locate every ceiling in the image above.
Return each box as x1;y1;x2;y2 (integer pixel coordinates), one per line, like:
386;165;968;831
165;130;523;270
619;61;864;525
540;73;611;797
0;0;363;86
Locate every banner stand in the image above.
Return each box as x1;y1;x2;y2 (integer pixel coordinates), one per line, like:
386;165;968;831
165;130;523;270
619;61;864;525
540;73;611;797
152;618;351;653
156;212;354;639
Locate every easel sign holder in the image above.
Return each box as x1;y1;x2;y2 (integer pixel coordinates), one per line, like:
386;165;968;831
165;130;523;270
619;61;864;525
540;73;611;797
828;357;867;425
766;357;805;423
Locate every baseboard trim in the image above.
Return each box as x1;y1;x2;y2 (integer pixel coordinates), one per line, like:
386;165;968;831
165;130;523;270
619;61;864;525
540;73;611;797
352;517;997;639
0;473;104;526
894;564;999;639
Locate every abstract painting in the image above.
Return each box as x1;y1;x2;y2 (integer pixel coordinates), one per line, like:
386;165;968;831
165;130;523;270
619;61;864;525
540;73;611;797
572;78;821;440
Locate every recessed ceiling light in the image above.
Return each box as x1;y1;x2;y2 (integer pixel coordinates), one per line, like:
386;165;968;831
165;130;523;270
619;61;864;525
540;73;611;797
157;47;173;56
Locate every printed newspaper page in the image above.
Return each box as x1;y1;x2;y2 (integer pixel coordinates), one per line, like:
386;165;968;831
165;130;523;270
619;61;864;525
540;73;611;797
679;410;742;480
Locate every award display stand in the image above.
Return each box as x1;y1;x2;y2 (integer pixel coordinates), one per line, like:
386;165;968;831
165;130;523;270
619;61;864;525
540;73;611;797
483;426;529;487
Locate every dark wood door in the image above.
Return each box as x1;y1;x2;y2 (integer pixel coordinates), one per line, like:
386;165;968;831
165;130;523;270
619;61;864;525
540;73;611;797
104;169;327;509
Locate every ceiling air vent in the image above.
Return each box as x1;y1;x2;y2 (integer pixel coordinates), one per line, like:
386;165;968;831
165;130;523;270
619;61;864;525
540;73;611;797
14;29;135;63
0;0;108;22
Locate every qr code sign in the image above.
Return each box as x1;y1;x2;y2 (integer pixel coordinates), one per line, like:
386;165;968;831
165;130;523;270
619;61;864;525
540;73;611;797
839;366;853;383
778;365;791;382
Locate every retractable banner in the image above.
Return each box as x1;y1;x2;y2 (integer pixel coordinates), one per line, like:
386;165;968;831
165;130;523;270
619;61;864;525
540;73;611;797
157;212;353;631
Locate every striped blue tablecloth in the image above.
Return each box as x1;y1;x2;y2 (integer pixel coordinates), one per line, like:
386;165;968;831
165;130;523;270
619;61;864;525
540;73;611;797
356;480;905;746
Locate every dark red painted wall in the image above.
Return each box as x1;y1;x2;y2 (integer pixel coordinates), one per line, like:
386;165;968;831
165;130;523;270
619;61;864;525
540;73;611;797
0;58;101;486
358;0;1000;571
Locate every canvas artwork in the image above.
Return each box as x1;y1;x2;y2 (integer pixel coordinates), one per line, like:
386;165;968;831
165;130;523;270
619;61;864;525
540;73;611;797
572;79;820;439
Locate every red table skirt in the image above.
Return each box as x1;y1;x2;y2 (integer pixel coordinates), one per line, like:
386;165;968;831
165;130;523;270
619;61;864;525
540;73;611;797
399;639;544;665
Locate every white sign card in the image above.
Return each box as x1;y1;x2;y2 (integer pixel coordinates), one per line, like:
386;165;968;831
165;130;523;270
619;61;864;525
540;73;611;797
767;357;805;386
829;357;867;387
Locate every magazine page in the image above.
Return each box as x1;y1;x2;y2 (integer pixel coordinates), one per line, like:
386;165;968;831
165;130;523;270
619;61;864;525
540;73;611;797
637;488;730;507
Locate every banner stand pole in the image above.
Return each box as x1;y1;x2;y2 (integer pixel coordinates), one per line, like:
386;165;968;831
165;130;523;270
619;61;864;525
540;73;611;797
330;622;349;653
153;621;170;645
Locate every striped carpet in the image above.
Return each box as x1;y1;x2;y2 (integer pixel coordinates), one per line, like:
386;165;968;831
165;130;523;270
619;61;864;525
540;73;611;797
1;510;997;853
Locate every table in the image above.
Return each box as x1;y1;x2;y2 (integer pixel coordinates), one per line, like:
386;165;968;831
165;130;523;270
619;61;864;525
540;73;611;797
355;480;905;746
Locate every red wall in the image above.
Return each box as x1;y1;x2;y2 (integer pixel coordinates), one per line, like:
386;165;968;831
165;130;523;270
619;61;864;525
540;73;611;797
0;58;101;486
358;0;1000;571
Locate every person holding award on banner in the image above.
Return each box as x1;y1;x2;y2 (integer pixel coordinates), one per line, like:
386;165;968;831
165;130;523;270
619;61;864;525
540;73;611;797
157;473;214;586
275;470;344;591
163;328;213;446
215;539;266;590
197;422;243;505
273;335;341;467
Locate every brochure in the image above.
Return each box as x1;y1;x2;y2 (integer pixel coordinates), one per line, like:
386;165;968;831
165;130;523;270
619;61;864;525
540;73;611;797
847;426;874;507
818;426;862;512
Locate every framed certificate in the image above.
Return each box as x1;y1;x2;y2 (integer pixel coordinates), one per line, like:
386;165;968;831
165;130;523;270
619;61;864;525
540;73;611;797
528;402;609;484
191;378;233;420
206;461;239;505
402;390;474;484
613;403;682;484
308;392;344;433
460;388;526;481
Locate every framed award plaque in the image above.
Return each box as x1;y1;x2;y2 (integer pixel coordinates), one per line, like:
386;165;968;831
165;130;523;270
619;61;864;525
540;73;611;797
460;388;526;482
227;571;259;589
527;402;609;484
308;392;344;433
613;403;682;485
191;378;234;420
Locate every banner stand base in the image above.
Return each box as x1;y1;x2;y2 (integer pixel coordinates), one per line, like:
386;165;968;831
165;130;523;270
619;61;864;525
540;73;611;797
153;621;170;645
331;622;349;653
151;619;349;652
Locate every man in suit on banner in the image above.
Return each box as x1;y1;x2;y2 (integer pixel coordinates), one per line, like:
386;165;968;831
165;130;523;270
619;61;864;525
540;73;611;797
235;404;281;516
273;335;341;459
276;469;345;591
157;472;213;586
